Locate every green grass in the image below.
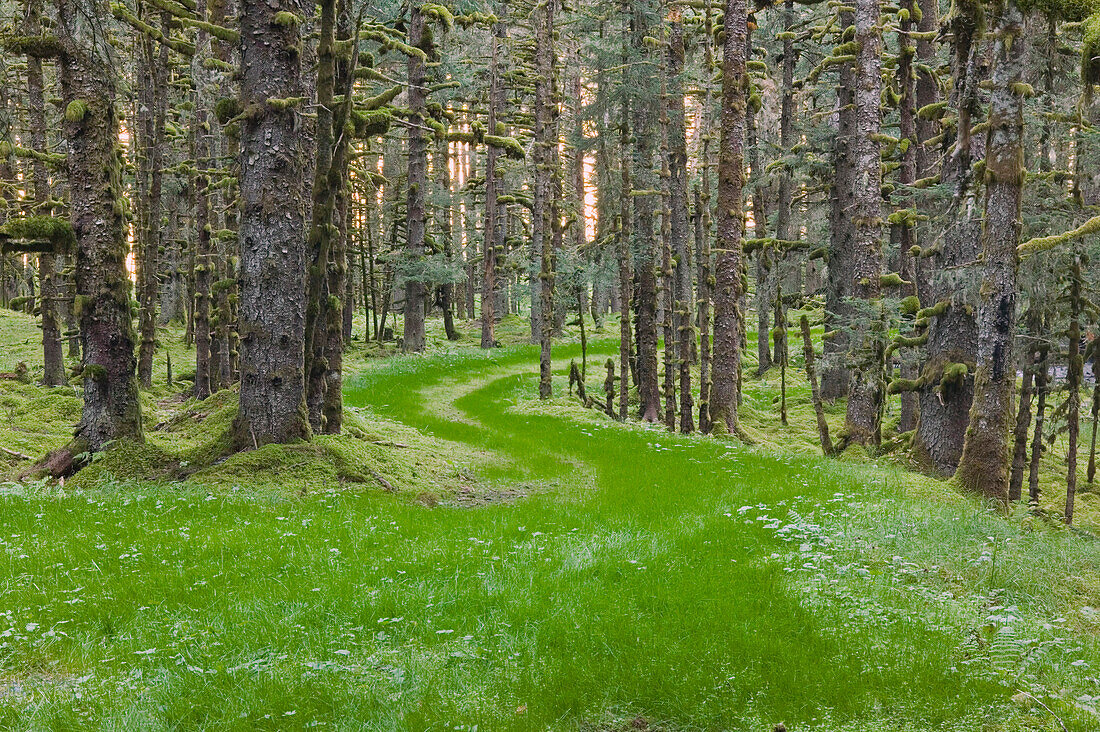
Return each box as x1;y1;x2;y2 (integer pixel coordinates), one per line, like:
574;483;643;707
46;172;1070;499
3;309;1100;729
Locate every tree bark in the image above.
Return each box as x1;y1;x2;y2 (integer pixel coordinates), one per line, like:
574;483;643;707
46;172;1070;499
136;11;170;388
534;0;560;399
822;8;857;401
480;15;504;349
403;4;428;353
710;0;748;436
630;1;661;422
231;0;311;449
842;0;885;449
22;0;65;387
57;0;144;452
909;0;982;476
668;10;694;434
954;0;1025;505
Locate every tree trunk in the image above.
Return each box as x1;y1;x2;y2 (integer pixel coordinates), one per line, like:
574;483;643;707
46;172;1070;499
1065;254;1083;524
481;15;504;349
910;0;982;476
618;60;633;422
696;0;715;434
403;4;428;353
191;13;214;400
22;0;65;387
1029;341;1049;505
954;0;1025;505
57;0;143;452
137;11;170;389
535;0;560;399
630;1;661;422
668;10;694;434
231;0;311;449
1008;344;1035;502
842;0;885;449
710;0;747;436
822;8;857;401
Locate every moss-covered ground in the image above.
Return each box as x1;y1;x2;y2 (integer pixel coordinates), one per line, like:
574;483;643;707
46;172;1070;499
2;308;1100;729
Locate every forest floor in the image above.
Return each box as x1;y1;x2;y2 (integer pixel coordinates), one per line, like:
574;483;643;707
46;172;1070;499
3;308;1100;729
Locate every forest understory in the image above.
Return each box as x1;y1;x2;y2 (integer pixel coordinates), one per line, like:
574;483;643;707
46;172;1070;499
4;309;1100;731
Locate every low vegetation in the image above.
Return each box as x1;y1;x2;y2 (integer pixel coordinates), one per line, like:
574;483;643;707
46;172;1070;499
4;310;1100;729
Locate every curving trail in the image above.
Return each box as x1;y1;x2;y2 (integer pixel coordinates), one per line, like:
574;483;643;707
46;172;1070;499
345;344;1009;730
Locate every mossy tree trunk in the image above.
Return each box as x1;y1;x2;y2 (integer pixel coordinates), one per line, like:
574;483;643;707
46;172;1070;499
1009;339;1036;502
821;8;856;402
1065;253;1083;524
954;0;1025;505
191;5;215;400
894;0;919;433
57;0;144;452
617;19;632;422
709;0;748;436
480;14;504;349
231;0;311;449
842;0;885;449
772;0;797;371
660;52;676;432
630;0;661;423
909;0;982;476
668;10;694;434
136;10;170;389
402;3;428;353
22;0;64;387
305;0;355;434
534;0;560;400
435;135;458;342
746;17;771;378
1028;337;1049;505
696;0;715;434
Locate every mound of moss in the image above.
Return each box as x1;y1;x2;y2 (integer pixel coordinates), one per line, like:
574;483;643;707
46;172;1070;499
66;390;487;498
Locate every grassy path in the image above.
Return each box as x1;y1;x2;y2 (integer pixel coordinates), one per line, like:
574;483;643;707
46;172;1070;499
3;344;1095;730
343;345;1011;730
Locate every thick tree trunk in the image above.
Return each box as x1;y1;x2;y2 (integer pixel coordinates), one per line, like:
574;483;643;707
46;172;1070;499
910;0;982;475
954;0;1025;504
710;0;747;436
57;0;143;452
842;0;885;449
232;0;311;449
